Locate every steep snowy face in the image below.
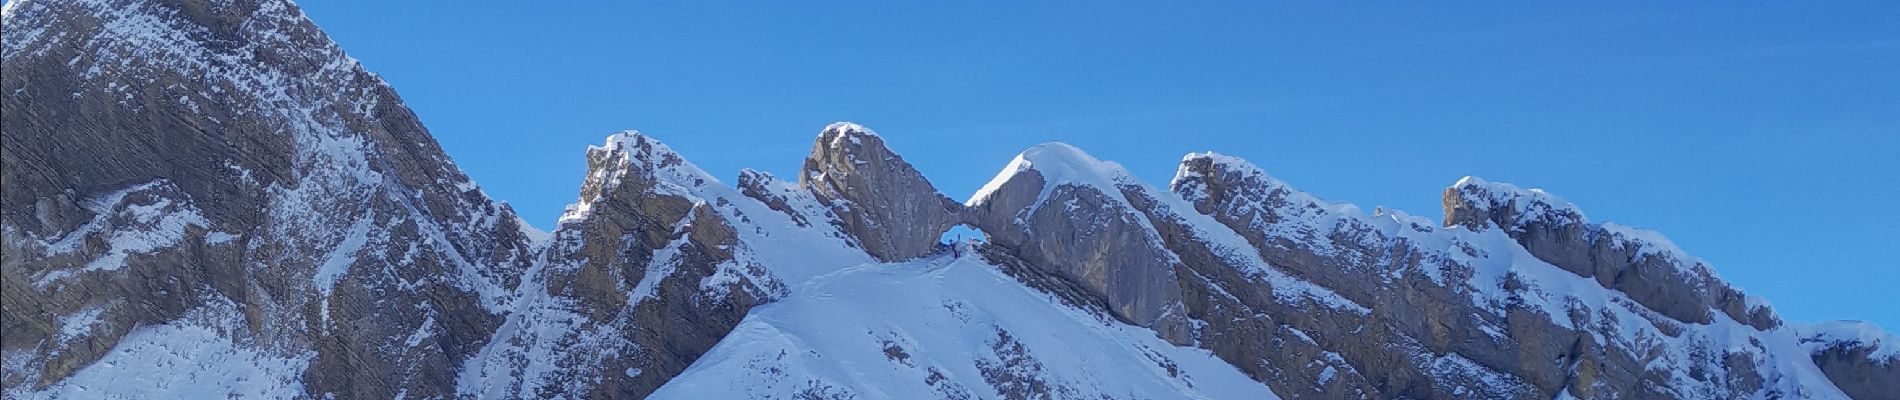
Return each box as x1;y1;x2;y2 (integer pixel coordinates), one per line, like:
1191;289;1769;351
1173;152;1875;399
799;122;966;261
652;245;1280;400
1;0;536;397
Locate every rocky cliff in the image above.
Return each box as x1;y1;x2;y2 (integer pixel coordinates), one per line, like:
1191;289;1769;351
799;122;966;262
1168;154;1893;399
3;0;534;397
3;0;1893;399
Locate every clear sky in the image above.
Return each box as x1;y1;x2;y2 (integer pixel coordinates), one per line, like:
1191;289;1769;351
295;2;1898;329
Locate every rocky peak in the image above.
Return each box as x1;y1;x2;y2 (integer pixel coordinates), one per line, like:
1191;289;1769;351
558;131;724;254
966;142;1193;345
1442;176;1589;233
560;131;716;226
798;122;963;261
463;132;779;399
1172;152;1351;235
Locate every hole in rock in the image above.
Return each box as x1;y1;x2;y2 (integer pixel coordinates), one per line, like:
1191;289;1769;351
939;224;987;245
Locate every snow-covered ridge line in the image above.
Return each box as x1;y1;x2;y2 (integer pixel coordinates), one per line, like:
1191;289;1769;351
1451;175;1697;266
1448;175;1718;277
1188;150;1751;318
1176;151;1366;217
821;121;880;146
8;0;1890;392
1796;321;1900;362
1446;169;1761;327
1449;175;1588;226
1174;151;1873;397
561;130;723;225
967;142;1135;208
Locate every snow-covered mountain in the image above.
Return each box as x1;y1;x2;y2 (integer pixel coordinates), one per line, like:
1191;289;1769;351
3;0;1895;399
3;0;536;398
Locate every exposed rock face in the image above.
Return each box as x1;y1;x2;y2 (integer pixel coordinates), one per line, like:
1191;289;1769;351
1175;155;1574;398
1808;348;1899;400
1443;177;1777;329
799;122;965;261
965;144;1193;345
3;0;534;397
1172;153;1853;399
459;133;782;398
1794;321;1900;400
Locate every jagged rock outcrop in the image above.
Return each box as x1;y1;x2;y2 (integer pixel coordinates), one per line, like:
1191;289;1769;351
1795;321;1900;400
1173;153;1859;399
459;133;782;398
1176;155;1586;398
1443;177;1777;330
799;122;965;261
3;0;534;397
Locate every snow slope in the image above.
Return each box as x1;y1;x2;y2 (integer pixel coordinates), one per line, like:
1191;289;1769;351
653;244;1279;400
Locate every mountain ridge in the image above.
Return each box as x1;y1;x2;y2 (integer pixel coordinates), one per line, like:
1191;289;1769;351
3;0;1894;399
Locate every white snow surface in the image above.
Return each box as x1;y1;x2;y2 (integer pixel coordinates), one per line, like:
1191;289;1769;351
15;294;312;400
652;249;1279;399
969;142;1127;208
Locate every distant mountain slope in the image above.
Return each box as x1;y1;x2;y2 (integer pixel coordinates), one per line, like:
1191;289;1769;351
3;0;1893;399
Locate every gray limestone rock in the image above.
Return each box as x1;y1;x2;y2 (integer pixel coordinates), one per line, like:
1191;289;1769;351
1796;323;1900;400
3;0;534;397
1443;178;1779;330
799;122;966;262
1174;153;1843;399
965;147;1193;346
460;133;781;398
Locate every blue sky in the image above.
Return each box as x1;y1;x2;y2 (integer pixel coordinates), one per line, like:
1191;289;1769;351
296;3;1898;329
